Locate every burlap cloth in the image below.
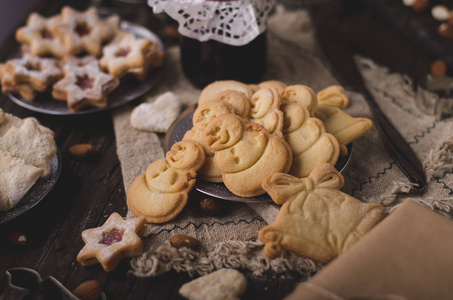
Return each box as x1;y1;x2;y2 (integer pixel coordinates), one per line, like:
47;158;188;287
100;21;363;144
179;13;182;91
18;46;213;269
113;7;453;277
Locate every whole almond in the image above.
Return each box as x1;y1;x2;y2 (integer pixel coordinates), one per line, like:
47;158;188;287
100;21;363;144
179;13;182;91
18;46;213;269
3;229;27;245
200;197;223;215
170;235;201;250
431;60;448;76
69;144;96;158
412;0;430;12
72;280;103;300
438;23;453;39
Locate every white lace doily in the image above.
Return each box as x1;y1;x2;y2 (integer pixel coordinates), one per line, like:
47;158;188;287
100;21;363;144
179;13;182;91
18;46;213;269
148;0;275;46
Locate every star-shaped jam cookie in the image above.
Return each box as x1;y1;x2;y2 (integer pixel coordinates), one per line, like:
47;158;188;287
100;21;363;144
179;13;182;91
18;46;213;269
54;6;119;56
77;213;145;272
3;54;63;93
0;63;37;101
100;32;164;80
15;13;66;58
52;62;119;112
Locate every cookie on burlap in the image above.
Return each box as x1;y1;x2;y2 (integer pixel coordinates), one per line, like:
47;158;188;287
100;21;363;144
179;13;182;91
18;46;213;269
259;163;384;263
281;101;339;178
15;13;66;58
127;140;205;223
179;268;247;300
0;150;43;212
204;113;292;197
77;212;145;272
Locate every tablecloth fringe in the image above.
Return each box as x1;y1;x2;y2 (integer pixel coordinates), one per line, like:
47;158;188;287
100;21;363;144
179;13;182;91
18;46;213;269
129;240;320;278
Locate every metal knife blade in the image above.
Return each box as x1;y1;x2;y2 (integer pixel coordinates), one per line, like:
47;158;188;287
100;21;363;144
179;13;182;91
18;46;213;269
312;16;426;190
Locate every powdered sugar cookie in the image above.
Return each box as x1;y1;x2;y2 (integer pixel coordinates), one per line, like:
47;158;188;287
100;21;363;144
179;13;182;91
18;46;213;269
3;54;63;92
77;212;145;272
0;63;38;101
52;62;119;112
127;140;205;223
15;13;65;58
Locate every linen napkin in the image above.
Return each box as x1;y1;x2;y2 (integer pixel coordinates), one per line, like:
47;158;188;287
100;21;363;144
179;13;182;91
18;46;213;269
285;199;453;300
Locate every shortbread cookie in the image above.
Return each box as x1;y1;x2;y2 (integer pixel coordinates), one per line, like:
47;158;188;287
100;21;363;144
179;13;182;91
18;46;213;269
198;80;253;104
259;163;384;262
0;63;37;101
77;212;145;272
183;99;236;183
3;54;63;92
258;80;287;93
0;150;43;212
179;268;247;300
127;140;205;223
249;88;284;137
0;118;57;177
204;113;292;197
317;85;349;108
54;6;118;56
52;62;119;112
212;90;250;118
15;13;66;58
281;102;339;178
280;84;318;114
315;86;373;150
100;32;164;80
130;92;181;133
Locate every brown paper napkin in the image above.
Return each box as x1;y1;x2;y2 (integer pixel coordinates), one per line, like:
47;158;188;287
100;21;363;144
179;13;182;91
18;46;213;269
285;199;453;300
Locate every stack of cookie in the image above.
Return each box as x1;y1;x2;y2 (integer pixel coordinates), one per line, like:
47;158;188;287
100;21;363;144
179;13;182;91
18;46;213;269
0;6;165;112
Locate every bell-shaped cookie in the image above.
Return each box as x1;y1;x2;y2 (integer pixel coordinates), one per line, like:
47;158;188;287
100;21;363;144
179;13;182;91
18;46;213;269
127;140;205;223
259;163;384;263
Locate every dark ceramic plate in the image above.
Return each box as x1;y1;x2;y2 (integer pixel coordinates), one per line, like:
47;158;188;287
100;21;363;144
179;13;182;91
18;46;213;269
0;148;61;224
7;21;164;115
164;105;352;203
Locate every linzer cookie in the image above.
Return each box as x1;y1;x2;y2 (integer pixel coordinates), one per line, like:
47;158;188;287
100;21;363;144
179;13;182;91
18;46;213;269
2;54;63;93
127;140;205;223
53;6;119;56
259;163;384;263
77;212;145;272
0;63;37;101
204;113;292;197
100;32;164;80
15;13;65;58
52;62;119;112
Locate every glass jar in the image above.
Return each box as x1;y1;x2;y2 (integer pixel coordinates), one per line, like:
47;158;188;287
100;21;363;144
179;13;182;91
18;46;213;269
179;31;267;89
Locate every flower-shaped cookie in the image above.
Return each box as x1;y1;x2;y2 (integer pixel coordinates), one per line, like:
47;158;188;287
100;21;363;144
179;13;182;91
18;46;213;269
77;212;145;272
204;113;292;197
100;32;163;80
127;140;206;223
3;54;63;92
52;62;119;112
259;163;384;263
16;13;66;58
54;6;119;56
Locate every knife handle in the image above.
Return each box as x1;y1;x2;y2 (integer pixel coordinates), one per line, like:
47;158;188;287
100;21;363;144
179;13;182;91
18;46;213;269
361;89;426;190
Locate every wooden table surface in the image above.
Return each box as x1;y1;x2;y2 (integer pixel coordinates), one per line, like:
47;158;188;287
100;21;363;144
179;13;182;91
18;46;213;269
0;0;442;299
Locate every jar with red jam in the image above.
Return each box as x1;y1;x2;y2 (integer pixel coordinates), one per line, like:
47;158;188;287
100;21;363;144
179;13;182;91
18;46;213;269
148;0;275;88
